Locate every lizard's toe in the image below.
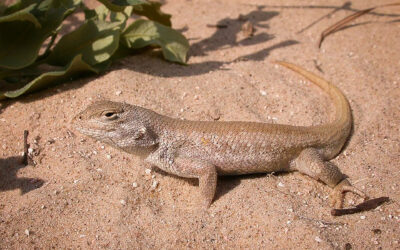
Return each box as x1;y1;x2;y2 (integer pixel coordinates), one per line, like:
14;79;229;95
330;179;368;208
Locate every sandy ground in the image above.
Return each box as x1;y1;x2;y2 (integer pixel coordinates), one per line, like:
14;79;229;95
1;0;400;248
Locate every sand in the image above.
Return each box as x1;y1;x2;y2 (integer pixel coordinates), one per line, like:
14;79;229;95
1;0;399;248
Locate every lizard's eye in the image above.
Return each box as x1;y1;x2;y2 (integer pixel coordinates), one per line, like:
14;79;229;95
102;111;118;120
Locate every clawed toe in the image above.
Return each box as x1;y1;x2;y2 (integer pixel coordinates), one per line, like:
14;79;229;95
330;179;368;208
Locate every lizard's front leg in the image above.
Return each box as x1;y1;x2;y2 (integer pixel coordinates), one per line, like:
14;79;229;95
146;147;217;208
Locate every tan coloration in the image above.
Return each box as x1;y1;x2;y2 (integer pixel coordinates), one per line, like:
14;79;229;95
72;62;366;209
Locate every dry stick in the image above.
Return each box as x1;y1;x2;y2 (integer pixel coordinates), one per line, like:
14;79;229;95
22;130;29;165
319;2;400;48
331;196;390;216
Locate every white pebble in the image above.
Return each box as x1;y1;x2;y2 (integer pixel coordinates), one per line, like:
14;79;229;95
151;180;158;189
145;168;151;175
260;90;267;96
315;236;322;243
360;215;366;220
115;90;122;96
106;154;111;159
28;148;34;154
96;168;103;172
278;182;285;187
132;182;138;188
120;200;126;205
73;179;79;184
24;229;30;236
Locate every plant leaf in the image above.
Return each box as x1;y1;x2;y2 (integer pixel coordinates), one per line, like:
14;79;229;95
83;4;110;21
48;20;121;66
110;6;132;29
0;55;98;99
0;0;78;70
131;1;171;27
121;19;189;64
0;3;41;28
96;0;147;12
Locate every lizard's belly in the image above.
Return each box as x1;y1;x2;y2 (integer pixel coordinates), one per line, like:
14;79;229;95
211;150;295;175
179;143;300;175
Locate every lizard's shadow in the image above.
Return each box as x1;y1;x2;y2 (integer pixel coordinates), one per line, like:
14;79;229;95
153;167;272;202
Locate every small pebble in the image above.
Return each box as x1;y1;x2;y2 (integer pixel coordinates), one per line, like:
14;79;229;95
360;215;366;220
120;200;126;205
278;182;285;187
115;90;122;96
106;154;111;159
260;90;267;96
315;236;322;243
132;182;138;188
24;229;30;236
145;168;151;175
151;180;158;189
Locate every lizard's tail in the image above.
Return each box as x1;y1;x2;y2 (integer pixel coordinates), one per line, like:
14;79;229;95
274;61;352;158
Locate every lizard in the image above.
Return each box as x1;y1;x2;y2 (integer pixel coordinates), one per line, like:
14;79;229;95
72;61;367;210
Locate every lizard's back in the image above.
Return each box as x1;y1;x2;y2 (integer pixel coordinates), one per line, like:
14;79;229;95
163;118;328;175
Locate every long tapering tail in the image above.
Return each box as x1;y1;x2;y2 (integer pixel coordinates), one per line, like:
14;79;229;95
275;61;352;158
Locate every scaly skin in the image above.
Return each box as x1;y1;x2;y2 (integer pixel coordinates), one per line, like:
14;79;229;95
72;61;367;209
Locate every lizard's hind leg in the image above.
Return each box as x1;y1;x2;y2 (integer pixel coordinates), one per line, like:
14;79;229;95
290;148;367;208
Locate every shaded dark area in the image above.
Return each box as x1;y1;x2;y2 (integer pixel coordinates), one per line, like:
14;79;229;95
0;156;44;194
332;196;390;216
120;7;298;77
191;8;279;56
256;2;400;34
214;173;269;202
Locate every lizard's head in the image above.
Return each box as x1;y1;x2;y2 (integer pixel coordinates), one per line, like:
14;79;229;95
72;100;158;151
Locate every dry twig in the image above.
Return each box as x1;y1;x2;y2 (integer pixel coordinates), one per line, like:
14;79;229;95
319;2;400;48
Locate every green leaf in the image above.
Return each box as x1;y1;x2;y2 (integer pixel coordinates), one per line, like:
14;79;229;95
0;55;98;99
96;0;146;12
110;6;132;29
0;1;78;70
121;19;189;64
0;3;41;28
48;20;121;66
83;4;110;21
131;1;171;27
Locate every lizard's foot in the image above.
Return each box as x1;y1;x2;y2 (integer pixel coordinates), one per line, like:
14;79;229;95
330;179;368;208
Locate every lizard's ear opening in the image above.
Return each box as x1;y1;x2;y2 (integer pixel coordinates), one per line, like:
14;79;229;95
134;127;147;140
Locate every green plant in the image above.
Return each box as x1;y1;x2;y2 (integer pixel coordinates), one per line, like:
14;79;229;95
0;0;189;99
